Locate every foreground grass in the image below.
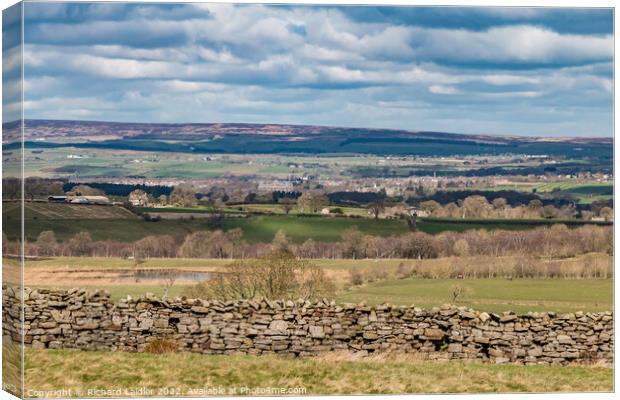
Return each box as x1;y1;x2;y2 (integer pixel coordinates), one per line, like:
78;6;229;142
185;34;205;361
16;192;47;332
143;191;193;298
23;349;612;396
2;339;22;396
337;278;613;314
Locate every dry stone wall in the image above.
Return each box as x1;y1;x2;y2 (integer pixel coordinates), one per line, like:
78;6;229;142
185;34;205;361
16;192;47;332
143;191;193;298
2;286;613;365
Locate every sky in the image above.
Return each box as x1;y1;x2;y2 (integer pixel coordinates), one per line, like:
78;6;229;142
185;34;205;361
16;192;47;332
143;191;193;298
3;2;615;137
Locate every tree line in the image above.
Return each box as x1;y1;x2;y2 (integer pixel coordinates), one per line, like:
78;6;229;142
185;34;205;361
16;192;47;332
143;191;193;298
8;224;611;261
415;196;613;221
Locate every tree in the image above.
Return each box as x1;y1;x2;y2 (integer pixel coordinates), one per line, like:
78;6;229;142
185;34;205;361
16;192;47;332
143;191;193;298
128;189;149;206
599;207;613;222
400;232;437;259
452;238;470;257
158;194;168;205
527;199;544;217
226;228;245;259
580;210;594;221
542;205;559;219
450;284;473;303
2;178;20;200
170;184;198;207
188;251;334;301
297;191;328;213
65;232;93;256
179;230;233;258
368;200;385;219
340;227;365;259
271;229;290;253
36;231;58;256
25;178;64;200
462;195;490;218
419;200;441;216
133;235;177;259
492;197;508;210
279;198;295;215
160;271;177;299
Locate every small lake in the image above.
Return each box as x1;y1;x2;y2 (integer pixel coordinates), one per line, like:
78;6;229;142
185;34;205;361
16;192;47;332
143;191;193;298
132;270;214;282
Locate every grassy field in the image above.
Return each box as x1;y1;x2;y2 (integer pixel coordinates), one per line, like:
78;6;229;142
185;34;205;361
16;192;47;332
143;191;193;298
338;278;613;314
481;181;613;204
22;349;612;395
31;278;612;312
22;257;231;270
222;215;409;243
6;202;600;243
4;217;215;243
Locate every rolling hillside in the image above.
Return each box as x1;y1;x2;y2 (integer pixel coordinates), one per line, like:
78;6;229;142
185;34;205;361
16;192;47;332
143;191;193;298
3;119;613;160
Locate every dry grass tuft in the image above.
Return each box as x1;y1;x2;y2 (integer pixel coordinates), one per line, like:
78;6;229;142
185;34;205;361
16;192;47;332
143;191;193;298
144;338;178;354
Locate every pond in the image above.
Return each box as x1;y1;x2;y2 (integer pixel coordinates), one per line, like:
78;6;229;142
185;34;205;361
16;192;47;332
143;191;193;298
131;269;214;283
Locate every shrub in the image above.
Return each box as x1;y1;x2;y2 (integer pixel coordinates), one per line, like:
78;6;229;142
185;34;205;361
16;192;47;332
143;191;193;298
349;268;364;286
372;265;389;281
188;250;334;301
395;262;412;279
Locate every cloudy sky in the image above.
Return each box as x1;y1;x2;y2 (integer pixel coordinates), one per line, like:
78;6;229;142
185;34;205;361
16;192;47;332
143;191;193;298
8;2;616;136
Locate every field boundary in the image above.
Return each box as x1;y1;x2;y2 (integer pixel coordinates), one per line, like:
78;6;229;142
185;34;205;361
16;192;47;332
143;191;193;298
4;285;612;365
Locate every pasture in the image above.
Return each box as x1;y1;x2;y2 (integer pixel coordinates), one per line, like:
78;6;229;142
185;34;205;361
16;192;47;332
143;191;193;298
4;202;600;243
20;256;613;312
23;349;613;395
338;278;613;314
481;181;613;204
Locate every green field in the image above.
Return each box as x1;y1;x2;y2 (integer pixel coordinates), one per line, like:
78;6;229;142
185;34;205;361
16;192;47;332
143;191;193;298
481;182;613;204
4;217;216;243
6;202;601;244
338;278;612;314
222;215;409;243
32;278;613;312
21;348;612;395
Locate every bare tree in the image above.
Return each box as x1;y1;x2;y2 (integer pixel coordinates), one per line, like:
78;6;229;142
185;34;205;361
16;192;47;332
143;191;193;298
190;250;334;301
161;271;177;299
279;198;295;215
450;284;473;303
36;231;58;256
368;200;385;219
599;207;613;222
298;191;329;213
170;184;198;207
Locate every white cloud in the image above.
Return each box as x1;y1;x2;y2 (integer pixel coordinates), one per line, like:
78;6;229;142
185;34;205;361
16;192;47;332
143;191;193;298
18;3;613;137
410;25;612;64
429;85;461;95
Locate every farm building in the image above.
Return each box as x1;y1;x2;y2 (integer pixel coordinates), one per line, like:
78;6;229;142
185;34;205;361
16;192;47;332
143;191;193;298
49;195;111;205
47;196;68;203
70;195;111;205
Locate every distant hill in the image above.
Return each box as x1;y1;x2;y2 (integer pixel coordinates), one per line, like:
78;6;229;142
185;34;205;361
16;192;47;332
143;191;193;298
2;119;613;159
